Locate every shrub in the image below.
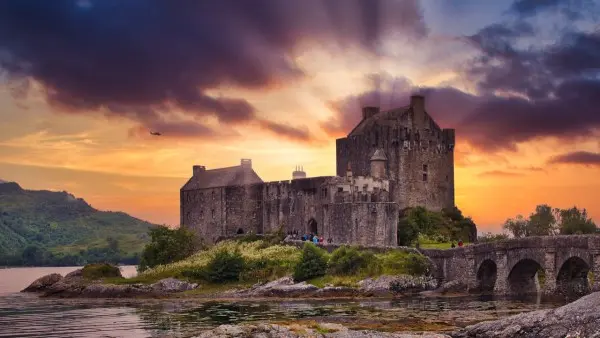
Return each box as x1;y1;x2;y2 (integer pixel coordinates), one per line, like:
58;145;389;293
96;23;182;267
328;246;378;276
138;226;202;272
82;263;122;280
240;257;291;282
293;243;328;282
403;253;432;276
203;249;245;283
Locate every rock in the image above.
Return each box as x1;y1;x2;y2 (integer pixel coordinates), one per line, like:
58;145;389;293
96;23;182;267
65;269;83;279
22;273;63;292
452;291;600;338
359;275;437;296
80;284;152;298
228;277;319;298
151;278;198;292
436;280;466;294
193;323;451;338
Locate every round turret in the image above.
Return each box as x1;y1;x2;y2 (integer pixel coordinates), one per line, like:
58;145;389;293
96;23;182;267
370;149;387;179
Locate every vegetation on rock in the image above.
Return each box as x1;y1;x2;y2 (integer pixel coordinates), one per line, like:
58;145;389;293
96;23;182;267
0;181;155;266
81;263;122;280
397;206;477;246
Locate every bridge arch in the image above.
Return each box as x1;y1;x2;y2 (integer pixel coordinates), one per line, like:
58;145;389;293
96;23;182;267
556;256;591;297
476;259;497;293
508;258;544;295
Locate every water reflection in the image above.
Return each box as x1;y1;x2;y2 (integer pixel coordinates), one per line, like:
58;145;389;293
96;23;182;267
0;293;569;338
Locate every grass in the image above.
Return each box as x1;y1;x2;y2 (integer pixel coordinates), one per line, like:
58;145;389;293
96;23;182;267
418;241;470;249
308;275;363;288
139;239;301;281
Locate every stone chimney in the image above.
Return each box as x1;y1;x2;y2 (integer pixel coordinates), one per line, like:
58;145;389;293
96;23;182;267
240;159;252;169
362;106;380;120
410;95;425;113
370;149;387;179
292;165;307;180
193;165;206;176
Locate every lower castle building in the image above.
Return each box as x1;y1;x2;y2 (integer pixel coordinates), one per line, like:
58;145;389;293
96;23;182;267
181;95;455;246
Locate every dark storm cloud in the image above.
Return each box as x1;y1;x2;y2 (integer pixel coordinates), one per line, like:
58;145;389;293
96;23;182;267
509;0;596;20
548;151;600;166
327;1;600;151
0;0;427;141
258;120;311;142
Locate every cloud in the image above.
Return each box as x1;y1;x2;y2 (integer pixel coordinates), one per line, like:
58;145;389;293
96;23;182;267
257;120;311;142
478;170;524;178
0;0;427;141
509;0;596;20
548;151;600;166
326;3;600;151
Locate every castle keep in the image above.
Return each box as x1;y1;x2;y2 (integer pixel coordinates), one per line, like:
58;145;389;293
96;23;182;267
181;95;455;246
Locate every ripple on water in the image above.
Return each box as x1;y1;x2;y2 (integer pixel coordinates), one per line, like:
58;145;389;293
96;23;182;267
0;292;567;337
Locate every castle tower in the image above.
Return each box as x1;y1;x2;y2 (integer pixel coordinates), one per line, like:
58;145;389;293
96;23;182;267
292;165;307;180
370;149;387;179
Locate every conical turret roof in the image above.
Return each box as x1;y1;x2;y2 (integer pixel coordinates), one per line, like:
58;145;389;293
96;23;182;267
370;149;387;161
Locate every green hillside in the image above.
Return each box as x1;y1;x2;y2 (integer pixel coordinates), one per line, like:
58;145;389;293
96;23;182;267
0;181;156;266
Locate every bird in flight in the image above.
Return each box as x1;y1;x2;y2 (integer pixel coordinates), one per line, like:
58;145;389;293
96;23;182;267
150;131;162;136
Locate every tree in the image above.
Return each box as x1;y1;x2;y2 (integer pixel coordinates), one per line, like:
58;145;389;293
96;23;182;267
138;226;202;272
503;215;529;238
528;204;557;236
556;207;598;235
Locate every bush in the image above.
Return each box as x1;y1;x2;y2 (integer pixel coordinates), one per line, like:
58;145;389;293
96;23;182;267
81;263;122;280
293;243;328;282
203;249;245;283
403;253;432;276
328;246;377;276
138;226;202;272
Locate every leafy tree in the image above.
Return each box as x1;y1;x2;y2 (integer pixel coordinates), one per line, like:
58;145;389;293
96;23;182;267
556;207;598;235
397;206;478;246
138;226;201;272
478;232;509;243
203;249;245;282
528;204;557;236
502;215;529;238
293;243;328;282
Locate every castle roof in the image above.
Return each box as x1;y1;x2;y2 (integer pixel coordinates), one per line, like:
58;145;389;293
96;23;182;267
370;149;387;161
181;165;263;191
347;105;411;136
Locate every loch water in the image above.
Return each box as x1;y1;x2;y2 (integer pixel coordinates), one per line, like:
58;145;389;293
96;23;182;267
0;267;567;338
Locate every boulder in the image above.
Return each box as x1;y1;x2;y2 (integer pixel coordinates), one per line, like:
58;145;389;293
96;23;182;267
65;268;83;279
193;323;450;338
452;291;600;338
359;275;437;296
228;277;319;297
22;273;63;292
151;278;198;292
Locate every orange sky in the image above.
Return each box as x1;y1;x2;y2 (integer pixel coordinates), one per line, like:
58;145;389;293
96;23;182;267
0;78;598;233
0;0;599;234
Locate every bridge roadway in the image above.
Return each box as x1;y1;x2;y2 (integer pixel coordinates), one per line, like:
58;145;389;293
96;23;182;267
421;234;600;296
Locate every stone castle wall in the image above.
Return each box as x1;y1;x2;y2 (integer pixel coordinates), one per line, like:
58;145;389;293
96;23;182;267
182;176;398;245
336;102;454;211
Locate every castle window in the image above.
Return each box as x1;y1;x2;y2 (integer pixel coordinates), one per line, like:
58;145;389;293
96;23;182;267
212;191;215;200
415;131;420;142
423;164;428;172
373;131;379;146
446;175;449;181
337;187;343;193
423;173;428;182
211;209;215;219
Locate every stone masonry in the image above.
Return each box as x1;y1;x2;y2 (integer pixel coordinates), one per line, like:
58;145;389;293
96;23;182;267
181;95;455;246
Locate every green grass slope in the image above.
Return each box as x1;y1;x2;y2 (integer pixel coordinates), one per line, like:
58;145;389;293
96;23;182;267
0;181;155;266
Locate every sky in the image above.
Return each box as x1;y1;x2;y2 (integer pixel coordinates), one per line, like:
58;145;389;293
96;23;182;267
0;0;599;233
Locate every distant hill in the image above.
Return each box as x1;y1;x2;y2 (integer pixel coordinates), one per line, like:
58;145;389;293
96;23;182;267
0;181;157;266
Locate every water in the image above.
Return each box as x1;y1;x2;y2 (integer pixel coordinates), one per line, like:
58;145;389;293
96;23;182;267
0;267;567;337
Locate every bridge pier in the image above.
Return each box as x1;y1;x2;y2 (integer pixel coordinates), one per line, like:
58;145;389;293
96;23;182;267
542;248;557;295
592;250;600;292
464;249;477;291
493;248;508;295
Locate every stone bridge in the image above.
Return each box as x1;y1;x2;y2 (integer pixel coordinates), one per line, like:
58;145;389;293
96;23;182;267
421;235;600;296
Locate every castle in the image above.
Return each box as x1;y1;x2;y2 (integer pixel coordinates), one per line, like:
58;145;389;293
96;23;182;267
180;95;455;246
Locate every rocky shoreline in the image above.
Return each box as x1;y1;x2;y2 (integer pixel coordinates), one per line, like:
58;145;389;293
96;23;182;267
22;268;441;299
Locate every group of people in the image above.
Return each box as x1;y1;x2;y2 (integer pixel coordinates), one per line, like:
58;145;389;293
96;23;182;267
287;230;332;244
